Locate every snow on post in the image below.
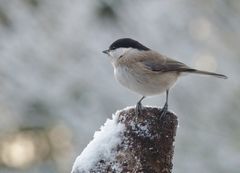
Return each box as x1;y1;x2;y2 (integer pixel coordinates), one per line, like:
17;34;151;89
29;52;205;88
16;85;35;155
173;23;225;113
71;106;178;173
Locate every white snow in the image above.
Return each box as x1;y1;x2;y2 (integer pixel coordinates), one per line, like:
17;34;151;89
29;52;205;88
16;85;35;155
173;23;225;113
71;111;125;173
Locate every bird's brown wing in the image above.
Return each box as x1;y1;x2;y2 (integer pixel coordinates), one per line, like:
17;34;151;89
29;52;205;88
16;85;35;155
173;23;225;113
136;51;191;73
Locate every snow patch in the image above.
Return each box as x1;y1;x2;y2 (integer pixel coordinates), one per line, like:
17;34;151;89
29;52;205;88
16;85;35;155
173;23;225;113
71;112;125;173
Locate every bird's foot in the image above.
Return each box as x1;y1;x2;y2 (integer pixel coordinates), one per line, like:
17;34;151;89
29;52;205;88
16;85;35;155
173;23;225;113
160;103;168;119
135;102;143;117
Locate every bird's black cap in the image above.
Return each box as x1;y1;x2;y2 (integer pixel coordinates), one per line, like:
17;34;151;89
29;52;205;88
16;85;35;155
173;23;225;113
109;38;150;51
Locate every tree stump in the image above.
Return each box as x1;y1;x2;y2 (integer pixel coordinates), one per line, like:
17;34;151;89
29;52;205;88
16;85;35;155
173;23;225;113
71;106;178;173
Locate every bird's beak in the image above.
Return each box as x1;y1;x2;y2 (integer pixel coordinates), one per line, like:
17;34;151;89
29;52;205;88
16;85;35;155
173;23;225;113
102;49;109;55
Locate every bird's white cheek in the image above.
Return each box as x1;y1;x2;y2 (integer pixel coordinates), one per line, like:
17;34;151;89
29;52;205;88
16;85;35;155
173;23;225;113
110;48;131;59
109;50;122;59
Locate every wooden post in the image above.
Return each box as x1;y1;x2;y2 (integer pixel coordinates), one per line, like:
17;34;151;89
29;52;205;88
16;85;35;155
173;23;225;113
72;107;178;173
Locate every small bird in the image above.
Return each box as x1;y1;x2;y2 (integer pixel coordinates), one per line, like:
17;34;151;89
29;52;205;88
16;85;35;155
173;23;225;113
103;38;227;117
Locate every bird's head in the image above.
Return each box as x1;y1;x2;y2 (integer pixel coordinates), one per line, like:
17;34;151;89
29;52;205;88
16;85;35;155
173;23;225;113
103;38;150;60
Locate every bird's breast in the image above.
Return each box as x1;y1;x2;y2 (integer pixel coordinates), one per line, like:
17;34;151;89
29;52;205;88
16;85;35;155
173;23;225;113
114;65;179;96
114;66;137;88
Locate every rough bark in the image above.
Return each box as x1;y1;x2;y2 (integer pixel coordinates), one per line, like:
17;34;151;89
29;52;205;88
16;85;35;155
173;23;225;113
74;107;178;173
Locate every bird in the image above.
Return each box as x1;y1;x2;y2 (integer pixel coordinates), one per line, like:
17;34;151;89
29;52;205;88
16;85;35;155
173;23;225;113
102;38;227;117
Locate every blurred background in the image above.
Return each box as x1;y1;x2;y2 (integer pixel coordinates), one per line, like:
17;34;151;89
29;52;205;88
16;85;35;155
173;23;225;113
0;0;239;173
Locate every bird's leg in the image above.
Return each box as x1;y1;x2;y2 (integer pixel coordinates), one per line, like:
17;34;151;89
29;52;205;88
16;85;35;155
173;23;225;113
160;90;169;119
135;96;145;116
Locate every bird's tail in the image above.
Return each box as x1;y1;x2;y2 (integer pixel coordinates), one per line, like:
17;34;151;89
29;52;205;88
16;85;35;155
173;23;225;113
182;69;228;79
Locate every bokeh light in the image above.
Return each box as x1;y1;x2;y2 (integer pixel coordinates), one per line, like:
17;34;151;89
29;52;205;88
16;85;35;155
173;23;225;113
189;17;212;41
194;53;217;72
1;134;36;168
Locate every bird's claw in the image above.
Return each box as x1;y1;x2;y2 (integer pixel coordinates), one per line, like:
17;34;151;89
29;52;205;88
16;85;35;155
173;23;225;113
135;102;143;116
160;103;168;119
